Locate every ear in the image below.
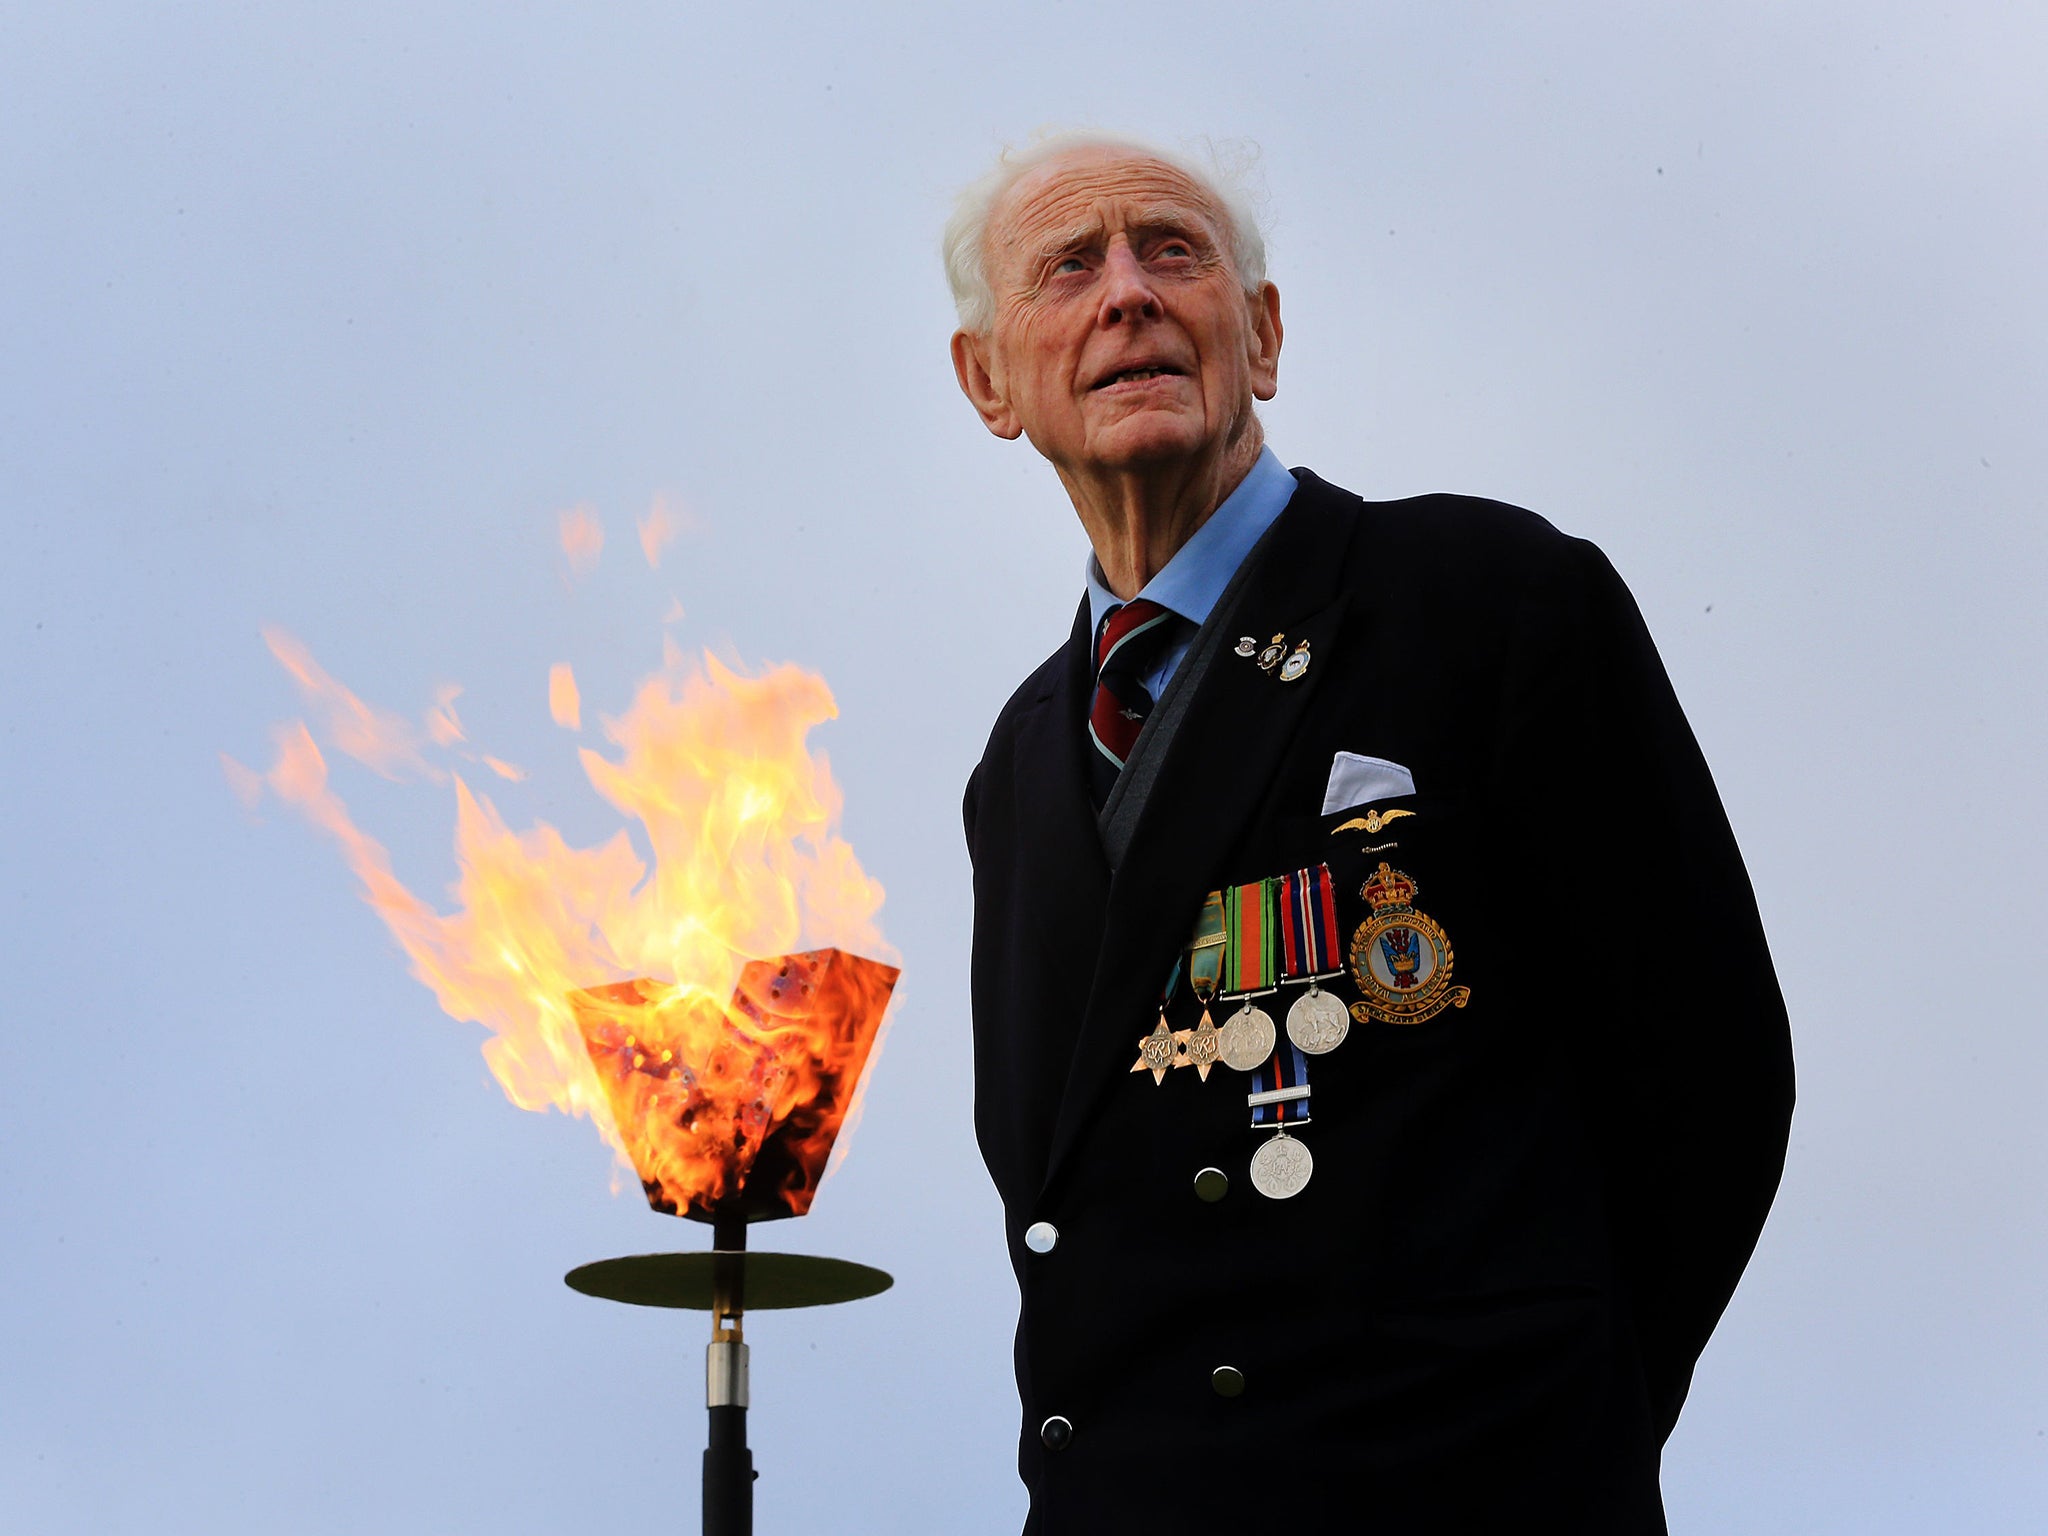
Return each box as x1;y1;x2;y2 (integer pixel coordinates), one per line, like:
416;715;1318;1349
951;329;1023;440
1247;282;1283;402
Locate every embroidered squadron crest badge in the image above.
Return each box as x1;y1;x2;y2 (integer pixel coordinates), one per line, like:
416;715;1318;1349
1347;861;1472;1026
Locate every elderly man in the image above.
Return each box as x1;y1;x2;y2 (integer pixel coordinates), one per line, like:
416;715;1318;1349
949;132;1793;1535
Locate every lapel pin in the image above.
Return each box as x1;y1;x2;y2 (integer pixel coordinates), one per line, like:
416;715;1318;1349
1279;640;1312;682
1234;636;1258;657
1255;633;1288;672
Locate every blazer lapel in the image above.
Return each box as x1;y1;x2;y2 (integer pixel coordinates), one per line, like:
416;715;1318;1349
1015;598;1110;901
999;601;1114;1148
1039;473;1362;1196
1019;598;1105;884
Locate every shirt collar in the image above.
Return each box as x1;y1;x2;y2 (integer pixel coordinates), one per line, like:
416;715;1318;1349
1085;445;1298;637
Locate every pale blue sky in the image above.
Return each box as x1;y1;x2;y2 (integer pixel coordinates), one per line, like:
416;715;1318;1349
4;4;2045;1531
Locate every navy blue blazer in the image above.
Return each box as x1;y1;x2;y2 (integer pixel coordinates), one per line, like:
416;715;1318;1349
963;469;1793;1535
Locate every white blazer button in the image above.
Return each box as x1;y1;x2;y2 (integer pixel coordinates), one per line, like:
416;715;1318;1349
1024;1221;1059;1253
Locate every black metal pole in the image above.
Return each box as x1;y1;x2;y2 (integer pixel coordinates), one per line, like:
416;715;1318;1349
703;1209;752;1536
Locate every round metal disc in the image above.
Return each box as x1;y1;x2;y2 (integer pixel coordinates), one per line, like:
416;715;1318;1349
565;1251;894;1310
1286;987;1350;1055
1249;1133;1314;1200
1216;1004;1276;1072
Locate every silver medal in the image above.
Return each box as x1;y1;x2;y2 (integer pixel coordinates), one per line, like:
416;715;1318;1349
1249;1130;1314;1199
1216;1002;1277;1072
1285;985;1350;1055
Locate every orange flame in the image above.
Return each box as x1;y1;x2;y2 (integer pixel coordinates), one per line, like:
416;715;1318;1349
236;638;896;1221
571;948;897;1219
425;684;466;746
548;664;581;730
261;626;440;780
637;494;690;569
558;504;604;575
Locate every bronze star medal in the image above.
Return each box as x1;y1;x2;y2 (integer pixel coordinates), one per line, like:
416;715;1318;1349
1129;1018;1186;1085
1182;1013;1221;1081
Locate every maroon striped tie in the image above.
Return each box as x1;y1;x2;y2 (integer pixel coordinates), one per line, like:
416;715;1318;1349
1088;598;1177;806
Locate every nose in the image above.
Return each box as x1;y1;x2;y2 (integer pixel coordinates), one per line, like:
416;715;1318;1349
1097;240;1160;325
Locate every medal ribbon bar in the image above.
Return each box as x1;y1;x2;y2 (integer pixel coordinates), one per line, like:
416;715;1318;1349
1222;878;1280;996
1158;955;1182;1008
1249;1042;1312;1126
1245;1083;1311;1108
1186;889;1226;1003
1278;863;1344;981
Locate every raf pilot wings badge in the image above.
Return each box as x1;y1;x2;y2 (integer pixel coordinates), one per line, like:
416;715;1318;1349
1332;807;1414;836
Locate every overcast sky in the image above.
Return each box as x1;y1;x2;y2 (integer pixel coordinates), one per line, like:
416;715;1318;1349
4;4;2044;1532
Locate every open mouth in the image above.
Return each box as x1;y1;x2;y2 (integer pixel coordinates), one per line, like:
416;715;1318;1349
1093;364;1186;390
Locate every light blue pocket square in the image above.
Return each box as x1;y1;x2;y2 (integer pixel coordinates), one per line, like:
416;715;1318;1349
1321;752;1417;815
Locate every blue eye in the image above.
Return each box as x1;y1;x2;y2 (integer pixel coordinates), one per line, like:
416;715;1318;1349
1055;257;1086;275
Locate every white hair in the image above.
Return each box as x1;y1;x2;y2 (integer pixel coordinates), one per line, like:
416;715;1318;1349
942;129;1269;334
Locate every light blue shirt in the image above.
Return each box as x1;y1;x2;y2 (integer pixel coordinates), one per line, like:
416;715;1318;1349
1084;445;1298;699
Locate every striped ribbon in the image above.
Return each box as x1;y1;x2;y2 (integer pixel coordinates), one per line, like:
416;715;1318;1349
1248;1042;1313;1126
1277;863;1343;979
1187;889;1226;1003
1223;877;1279;995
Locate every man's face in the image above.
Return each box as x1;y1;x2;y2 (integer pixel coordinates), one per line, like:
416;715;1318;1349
954;149;1281;477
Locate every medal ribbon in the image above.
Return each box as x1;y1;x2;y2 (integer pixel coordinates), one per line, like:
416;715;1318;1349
1223;877;1278;995
1186;890;1226;1001
1278;863;1342;979
1248;1042;1312;1125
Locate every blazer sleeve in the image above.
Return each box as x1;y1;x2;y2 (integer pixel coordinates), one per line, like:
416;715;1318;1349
1487;535;1795;1440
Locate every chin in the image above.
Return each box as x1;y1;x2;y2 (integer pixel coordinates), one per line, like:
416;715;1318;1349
1087;413;1213;470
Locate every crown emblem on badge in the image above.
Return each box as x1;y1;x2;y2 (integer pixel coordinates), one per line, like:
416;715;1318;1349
1360;862;1417;913
1347;861;1470;1027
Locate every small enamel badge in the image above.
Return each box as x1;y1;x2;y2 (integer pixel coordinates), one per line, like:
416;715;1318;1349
1256;634;1288;671
1279;640;1312;682
1347;862;1472;1026
1234;636;1258;657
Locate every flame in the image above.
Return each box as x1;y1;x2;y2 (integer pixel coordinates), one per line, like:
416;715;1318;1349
242;638;896;1221
637;494;688;569
571;948;897;1219
262;626;440;780
558;504;604;575
425;684;466;746
549;664;581;730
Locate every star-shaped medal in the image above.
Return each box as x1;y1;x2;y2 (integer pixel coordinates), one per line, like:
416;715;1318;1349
1182;1014;1221;1081
1129;1019;1181;1085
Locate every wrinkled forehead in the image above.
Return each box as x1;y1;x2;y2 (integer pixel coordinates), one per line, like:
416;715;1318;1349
988;149;1228;268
